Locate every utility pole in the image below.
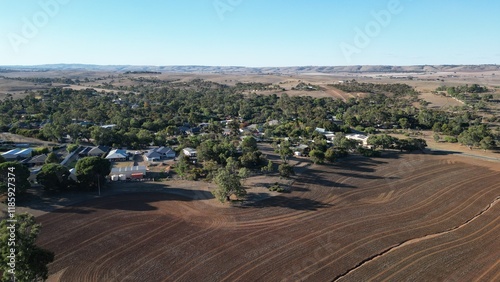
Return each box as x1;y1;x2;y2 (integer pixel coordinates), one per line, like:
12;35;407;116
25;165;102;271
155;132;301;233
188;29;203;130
97;173;101;196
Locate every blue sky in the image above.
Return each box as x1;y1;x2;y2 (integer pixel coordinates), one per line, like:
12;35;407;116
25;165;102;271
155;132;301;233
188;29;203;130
1;0;499;67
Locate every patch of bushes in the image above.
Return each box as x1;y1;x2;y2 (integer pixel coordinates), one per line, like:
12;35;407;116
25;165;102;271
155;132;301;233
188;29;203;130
269;182;286;193
444;136;458;143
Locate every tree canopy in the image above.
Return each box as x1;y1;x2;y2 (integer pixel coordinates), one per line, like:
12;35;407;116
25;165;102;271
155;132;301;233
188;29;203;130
0;213;55;281
212;168;246;203
75;157;111;189
0;162;30;195
36;163;71;191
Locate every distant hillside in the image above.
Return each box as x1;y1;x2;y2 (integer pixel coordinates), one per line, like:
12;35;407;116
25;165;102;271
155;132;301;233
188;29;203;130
1;64;499;74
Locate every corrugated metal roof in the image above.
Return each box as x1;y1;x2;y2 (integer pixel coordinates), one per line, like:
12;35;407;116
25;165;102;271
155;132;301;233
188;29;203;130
111;166;147;173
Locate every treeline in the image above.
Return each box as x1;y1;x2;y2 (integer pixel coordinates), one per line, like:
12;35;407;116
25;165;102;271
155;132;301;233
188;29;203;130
436;84;489;95
0;76;75;84
332;80;419;97
124;71;161;74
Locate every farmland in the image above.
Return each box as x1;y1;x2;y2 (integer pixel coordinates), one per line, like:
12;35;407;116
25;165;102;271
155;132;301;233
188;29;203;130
36;153;500;281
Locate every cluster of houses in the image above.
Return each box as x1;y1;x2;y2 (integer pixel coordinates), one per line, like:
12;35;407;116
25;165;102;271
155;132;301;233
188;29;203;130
3;112;374;186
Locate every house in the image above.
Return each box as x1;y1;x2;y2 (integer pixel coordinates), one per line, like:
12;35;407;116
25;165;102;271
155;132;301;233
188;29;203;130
26;154;47;167
110;166;147;179
245;124;263;133
78;147;92;157
189;127;201;135
155;147;176;159
182;147;197;158
178;126;191;134
2;149;23;161
105;149;129;162
88;146;110;157
16;148;33;159
101;124;117;129
267;120;280;126
324;133;336;141
292;144;310;156
2;148;33;161
145;147;175;162
145;150;162;162
315;128;335;140
346;133;369;147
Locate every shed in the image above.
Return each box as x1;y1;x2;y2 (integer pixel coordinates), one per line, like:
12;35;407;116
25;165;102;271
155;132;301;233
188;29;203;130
110;166;147;179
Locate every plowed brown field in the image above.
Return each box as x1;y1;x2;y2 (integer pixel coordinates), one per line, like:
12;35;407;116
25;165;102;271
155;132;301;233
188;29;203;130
37;153;500;282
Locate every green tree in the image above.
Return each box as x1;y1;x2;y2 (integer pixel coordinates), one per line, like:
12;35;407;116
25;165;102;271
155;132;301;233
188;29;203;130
137;129;153;147
225;157;240;173
90;126;115;146
212;168;246;203
367;134;395;150
241;136;258;153
238;167;250;180
399;117;410;129
276;140;293;163
261;160;274;173
67;144;79;153
325;148;337;162
174;155;191;178
309;149;325;164
480;136;495;151
458;125;491;149
228;120;240;136
45;152;59;164
75;157;111;189
278;163;294;178
240;151;263;168
433;133;440;143
0;162;30;195
0;213;54;282
36;164;70;191
66;123;85;141
32;147;50;156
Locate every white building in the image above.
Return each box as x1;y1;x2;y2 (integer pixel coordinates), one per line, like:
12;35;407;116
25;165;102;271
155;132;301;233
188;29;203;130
110;166;147;179
346;133;369;147
182;147;197;158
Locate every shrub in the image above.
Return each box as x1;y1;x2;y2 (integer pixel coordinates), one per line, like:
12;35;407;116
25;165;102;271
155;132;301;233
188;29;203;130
67;144;79;153
269;182;286;193
444;136;458;143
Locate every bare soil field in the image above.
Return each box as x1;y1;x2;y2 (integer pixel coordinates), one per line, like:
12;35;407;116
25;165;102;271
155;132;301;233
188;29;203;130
0;132;57;147
36;153;500;281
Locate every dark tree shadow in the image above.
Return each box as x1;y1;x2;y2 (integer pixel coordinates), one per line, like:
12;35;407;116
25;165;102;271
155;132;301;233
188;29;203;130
19;182;215;214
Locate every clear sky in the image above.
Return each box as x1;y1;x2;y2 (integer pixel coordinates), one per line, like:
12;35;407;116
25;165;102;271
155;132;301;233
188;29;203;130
1;0;499;67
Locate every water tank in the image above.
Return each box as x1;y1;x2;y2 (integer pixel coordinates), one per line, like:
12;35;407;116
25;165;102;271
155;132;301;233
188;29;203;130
119;174;127;181
111;175;119;181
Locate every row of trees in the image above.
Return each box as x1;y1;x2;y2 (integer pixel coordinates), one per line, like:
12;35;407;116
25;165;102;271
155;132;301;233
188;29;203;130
0;156;111;195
